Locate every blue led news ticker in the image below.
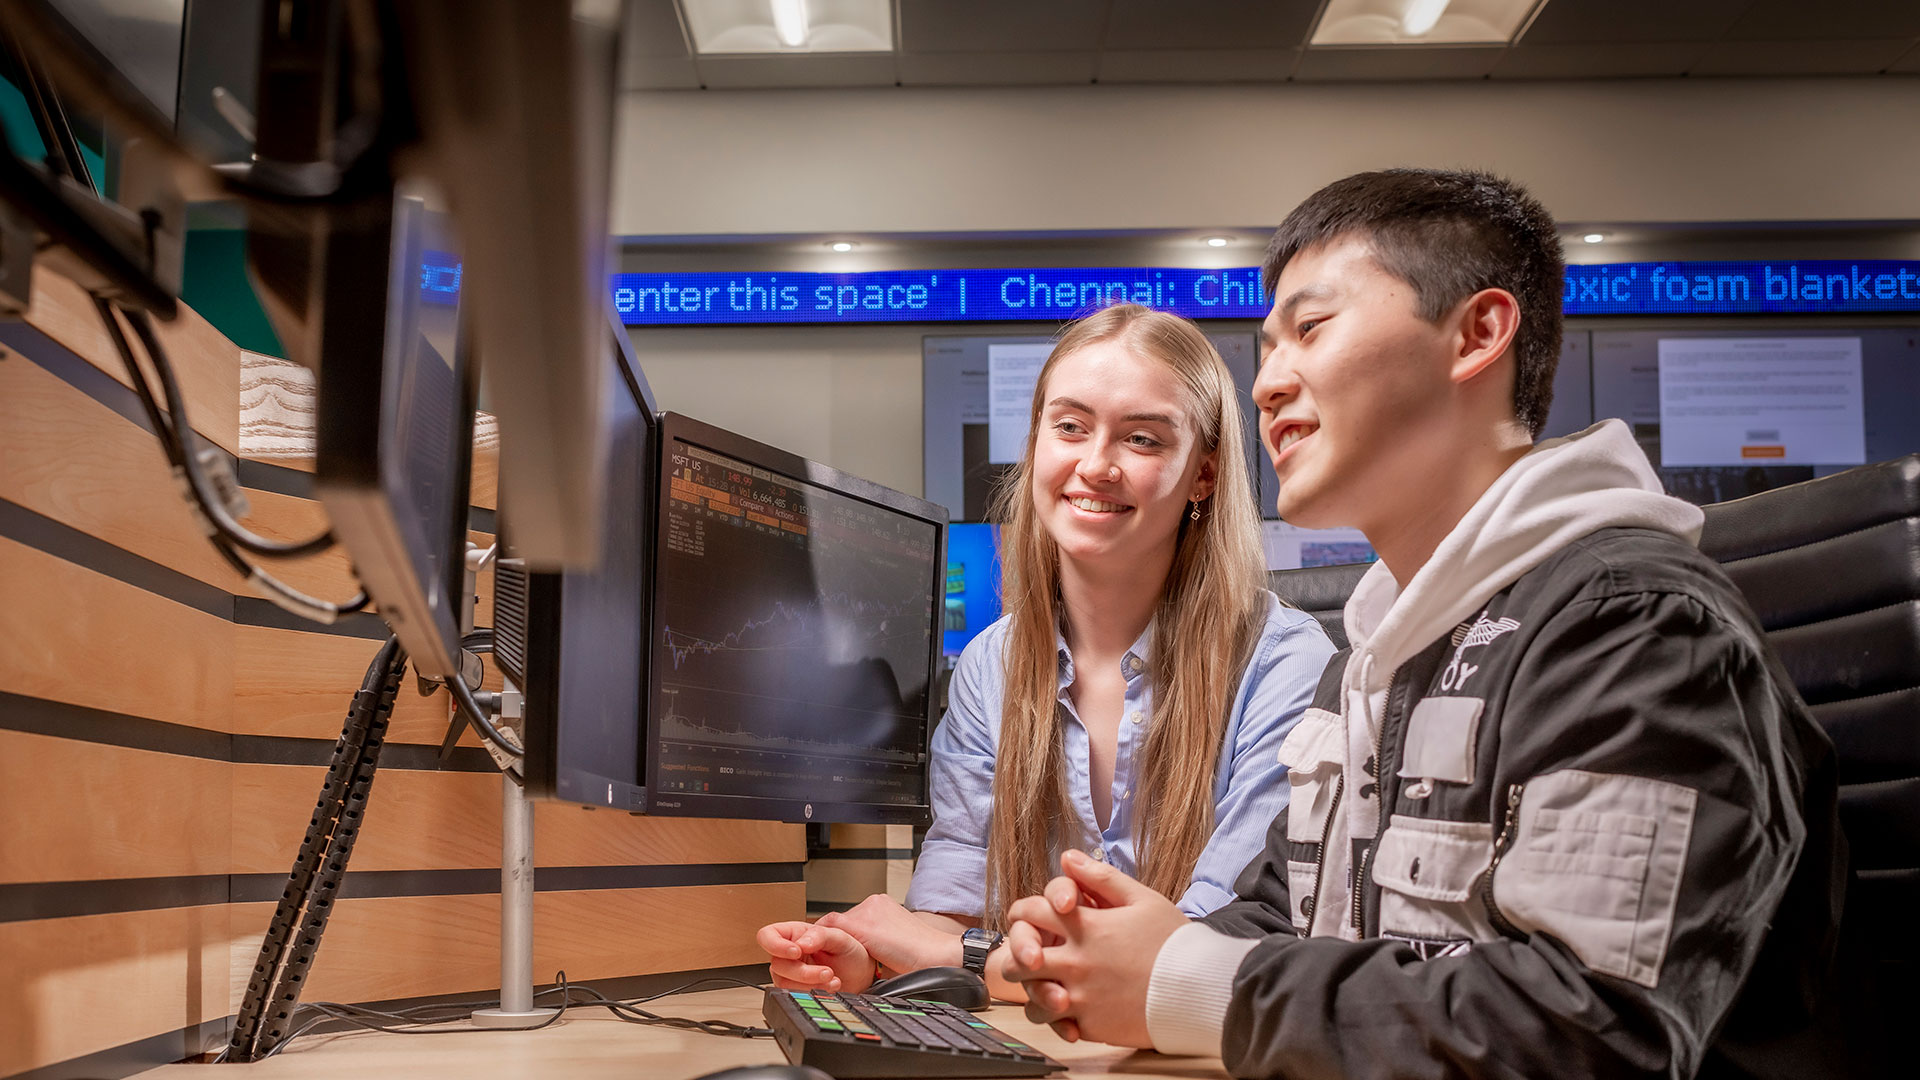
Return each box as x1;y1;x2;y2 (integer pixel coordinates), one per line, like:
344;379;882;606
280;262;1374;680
411;256;1920;323
609;266;1269;324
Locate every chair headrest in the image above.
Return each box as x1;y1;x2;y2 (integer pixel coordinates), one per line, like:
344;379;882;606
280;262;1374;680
1700;453;1920;563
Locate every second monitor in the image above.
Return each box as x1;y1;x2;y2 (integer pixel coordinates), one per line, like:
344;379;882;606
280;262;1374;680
646;414;946;825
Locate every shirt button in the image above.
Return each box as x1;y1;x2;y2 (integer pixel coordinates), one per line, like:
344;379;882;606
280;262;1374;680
1129;711;1143;725
1128;657;1144;673
1089;847;1106;862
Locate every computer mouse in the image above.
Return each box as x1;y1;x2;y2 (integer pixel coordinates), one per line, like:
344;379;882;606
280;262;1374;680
867;965;991;1011
690;1066;832;1080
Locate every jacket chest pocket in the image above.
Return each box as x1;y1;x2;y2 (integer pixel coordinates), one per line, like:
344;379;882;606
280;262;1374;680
1279;707;1344;846
1371;815;1498;946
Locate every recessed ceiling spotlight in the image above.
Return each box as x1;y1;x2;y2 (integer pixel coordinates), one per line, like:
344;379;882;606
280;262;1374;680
829;241;857;252
1310;0;1540;46
771;0;809;48
1204;236;1231;248
1401;0;1451;37
682;0;893;54
1583;233;1606;244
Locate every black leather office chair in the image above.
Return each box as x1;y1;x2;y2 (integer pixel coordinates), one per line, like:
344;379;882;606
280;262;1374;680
1698;453;1920;1025
1266;560;1371;650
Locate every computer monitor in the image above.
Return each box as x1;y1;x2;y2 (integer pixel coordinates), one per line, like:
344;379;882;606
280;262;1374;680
314;189;475;680
942;523;1003;660
1590;326;1920;504
496;313;659;811
647;413;946;825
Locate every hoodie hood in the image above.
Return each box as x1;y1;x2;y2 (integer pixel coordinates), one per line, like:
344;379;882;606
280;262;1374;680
1343;419;1704;691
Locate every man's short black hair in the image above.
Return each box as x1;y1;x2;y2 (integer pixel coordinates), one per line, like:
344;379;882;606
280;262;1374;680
1263;168;1565;437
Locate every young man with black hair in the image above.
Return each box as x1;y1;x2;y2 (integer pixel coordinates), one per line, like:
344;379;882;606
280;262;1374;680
1001;168;1876;1078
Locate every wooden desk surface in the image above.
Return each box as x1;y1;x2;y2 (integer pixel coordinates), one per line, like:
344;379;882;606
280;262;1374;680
133;988;1230;1080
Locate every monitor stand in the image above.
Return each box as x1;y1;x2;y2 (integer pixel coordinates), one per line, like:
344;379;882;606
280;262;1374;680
471;682;557;1029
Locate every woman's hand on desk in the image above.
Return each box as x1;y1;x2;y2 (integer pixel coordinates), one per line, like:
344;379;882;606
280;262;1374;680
816;895;965;975
756;922;876;993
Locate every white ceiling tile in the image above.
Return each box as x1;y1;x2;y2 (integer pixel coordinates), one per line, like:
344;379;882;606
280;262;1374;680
1096;49;1297;84
1294;47;1507;81
897;0;1108;53
896;52;1097;87
1726;0;1920;42
694;54;899;89
624;0;693;56
1103;0;1320;51
1493;42;1708;79
1689;38;1915;76
1518;0;1750;45
625;56;703;90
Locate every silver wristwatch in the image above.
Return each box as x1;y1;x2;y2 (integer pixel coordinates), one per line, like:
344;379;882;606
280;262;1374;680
960;927;1003;974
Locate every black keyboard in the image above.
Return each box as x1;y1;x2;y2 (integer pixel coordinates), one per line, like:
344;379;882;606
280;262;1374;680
763;989;1063;1078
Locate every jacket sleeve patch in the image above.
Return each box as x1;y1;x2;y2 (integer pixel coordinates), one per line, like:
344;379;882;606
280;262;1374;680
1492;769;1698;989
1397;697;1483;785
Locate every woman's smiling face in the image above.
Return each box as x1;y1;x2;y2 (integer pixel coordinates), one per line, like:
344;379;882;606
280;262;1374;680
1029;339;1215;573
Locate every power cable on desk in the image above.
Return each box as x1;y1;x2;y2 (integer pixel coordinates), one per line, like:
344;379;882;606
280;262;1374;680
254;973;775;1059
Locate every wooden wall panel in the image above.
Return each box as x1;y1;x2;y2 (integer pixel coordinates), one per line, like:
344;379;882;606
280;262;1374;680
228;884;801;1007
803;859;894;907
225;488;355;603
0;905;232;1078
26;273;240;455
231;766;802;874
810;824;914;908
0;732;232;885
0;357;242;590
231;624;490;746
0;536;233;731
534;885;800;983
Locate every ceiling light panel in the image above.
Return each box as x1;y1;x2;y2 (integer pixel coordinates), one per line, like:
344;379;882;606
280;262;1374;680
1310;0;1545;46
681;0;894;54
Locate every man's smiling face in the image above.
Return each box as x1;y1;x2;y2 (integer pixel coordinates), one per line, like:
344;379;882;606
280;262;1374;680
1252;235;1458;533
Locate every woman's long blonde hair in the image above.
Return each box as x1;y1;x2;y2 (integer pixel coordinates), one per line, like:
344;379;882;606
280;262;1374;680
982;304;1268;927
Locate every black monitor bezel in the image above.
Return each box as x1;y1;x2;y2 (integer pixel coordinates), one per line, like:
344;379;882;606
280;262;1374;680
645;412;945;826
517;313;659;811
314;192;475;680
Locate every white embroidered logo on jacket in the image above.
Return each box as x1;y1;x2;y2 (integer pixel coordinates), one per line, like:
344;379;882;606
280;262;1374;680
1451;614;1522;649
1439;613;1522;692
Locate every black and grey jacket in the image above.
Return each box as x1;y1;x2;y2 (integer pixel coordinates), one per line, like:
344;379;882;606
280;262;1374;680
1140;421;1872;1078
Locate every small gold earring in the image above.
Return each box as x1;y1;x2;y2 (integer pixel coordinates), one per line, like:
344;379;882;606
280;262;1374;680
1189;499;1201;521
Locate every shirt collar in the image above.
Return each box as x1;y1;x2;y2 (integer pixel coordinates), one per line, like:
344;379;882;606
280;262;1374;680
1054;619;1155;687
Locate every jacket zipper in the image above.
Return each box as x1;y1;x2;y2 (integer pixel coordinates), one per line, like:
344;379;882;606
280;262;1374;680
1351;666;1407;935
1481;782;1527;939
1305;774;1343;929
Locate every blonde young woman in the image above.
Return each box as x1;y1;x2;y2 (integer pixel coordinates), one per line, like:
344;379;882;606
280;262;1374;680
757;304;1334;1002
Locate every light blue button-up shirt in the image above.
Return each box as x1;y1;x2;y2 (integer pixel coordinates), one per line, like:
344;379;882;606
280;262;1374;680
904;590;1335;919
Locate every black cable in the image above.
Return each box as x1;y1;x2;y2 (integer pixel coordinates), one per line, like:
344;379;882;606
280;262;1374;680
92;296;374;623
255;973;775;1059
117;303;338;558
444;665;525;760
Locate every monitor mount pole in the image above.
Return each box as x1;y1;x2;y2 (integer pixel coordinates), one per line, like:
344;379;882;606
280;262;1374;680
470;716;555;1029
455;541;555;1029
